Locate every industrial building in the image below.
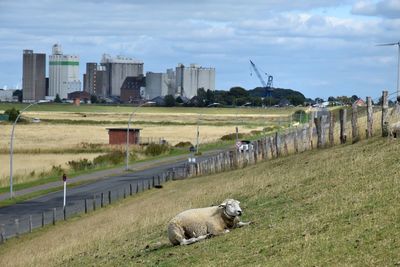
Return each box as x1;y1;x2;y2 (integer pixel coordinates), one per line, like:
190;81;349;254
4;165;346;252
49;44;81;99
144;64;215;100
0;89;17;102
22;50;46;102
83;63;107;97
145;70;176;100
175;64;215;99
100;54;143;97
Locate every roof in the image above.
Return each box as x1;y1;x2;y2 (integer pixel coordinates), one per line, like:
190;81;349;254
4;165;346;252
106;128;142;131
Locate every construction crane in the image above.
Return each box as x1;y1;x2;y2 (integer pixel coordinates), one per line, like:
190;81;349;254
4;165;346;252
249;60;273;98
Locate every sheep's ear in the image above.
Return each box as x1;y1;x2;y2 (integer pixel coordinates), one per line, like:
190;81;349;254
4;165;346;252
219;200;227;207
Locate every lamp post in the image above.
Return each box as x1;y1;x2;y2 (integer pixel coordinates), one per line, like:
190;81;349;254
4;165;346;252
9;102;38;198
126;102;149;171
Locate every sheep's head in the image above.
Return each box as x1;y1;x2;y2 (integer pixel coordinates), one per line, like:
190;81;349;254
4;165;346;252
219;199;242;217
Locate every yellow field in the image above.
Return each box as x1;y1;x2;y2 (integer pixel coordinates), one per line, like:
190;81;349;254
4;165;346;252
23;111;286;124
0;153;103;187
0;124;262;151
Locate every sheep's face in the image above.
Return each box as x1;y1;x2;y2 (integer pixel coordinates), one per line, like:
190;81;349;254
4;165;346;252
220;199;242;217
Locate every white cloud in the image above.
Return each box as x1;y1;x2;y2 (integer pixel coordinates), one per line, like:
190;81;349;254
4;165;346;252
352;0;400;18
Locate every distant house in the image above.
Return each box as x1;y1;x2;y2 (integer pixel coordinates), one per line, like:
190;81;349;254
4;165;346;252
353;99;366;107
67;91;90;105
278;98;290;107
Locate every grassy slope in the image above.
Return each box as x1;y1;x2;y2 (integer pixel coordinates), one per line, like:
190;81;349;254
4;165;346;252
1;137;400;266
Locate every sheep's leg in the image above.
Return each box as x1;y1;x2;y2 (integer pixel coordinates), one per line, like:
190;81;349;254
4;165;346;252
180;234;209;245
237;221;252;227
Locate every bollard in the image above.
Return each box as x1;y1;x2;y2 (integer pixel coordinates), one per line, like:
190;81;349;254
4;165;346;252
29;215;33;233
63;206;67;221
15;219;19;238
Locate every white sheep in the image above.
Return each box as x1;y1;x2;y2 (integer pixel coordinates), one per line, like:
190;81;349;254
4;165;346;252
167;199;252;245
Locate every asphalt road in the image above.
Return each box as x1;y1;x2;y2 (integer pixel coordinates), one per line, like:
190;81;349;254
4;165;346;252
0;152;219;239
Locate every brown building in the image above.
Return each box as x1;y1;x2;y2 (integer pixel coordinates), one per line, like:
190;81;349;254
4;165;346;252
67;91;91;104
107;128;141;145
120;75;145;104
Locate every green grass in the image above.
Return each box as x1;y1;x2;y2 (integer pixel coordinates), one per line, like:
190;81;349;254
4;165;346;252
0;103;298;115
1;136;399;266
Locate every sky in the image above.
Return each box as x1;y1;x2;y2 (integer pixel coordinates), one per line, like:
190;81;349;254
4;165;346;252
0;0;399;100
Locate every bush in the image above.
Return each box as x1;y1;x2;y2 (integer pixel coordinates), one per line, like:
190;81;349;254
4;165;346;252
263;125;279;132
220;133;244;141
4;108;20;122
51;165;65;175
67;158;93;171
93;151;125;166
174;141;193;148
292;110;308;123
145;143;170;156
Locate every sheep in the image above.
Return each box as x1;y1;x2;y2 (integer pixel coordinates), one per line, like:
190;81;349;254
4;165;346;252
167;199;252;246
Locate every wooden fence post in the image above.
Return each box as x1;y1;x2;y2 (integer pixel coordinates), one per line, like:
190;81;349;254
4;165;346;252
52;208;56;225
101;192;104;208
108;191;112;204
352;103;359;143
0;224;4;243
340;109;347;144
309;111;314;149
130;184;133;196
63;206;66;220
42;212;45;227
85;199;88;213
275;132;280;157
366;96;373;138
321;115;328;147
329;112;335;146
314;116;322;148
382;90;389;137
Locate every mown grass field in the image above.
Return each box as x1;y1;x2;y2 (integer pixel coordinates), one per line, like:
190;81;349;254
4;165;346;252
0;136;399;266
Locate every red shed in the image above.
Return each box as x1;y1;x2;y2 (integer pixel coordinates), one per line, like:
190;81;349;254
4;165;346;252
107;128;141;145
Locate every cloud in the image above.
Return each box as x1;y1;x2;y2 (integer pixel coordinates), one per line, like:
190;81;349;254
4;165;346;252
352;0;400;18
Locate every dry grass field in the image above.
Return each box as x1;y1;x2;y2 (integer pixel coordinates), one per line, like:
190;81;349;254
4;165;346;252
0;153;103;187
0;136;399;266
0;123;263;152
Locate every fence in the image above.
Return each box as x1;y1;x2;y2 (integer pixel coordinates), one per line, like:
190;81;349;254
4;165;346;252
0;91;397;243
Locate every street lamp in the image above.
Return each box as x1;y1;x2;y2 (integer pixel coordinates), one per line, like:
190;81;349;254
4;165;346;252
9;102;38;198
126;102;150;171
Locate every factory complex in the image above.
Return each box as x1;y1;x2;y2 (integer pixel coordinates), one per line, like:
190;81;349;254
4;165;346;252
20;44;215;104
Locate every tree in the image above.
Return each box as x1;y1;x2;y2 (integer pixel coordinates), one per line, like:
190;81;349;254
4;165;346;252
54;94;62;103
4;107;20;122
13;90;22;102
90;95;98;104
328;96;336;102
164;95;176;107
229;87;248;98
